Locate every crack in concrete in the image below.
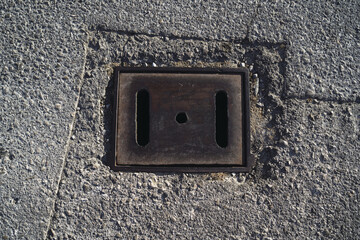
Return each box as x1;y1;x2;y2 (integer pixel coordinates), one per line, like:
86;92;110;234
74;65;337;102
91;25;251;44
44;33;90;240
91;25;289;50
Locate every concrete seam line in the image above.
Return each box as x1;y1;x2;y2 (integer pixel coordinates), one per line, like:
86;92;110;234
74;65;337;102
43;32;90;240
91;25;251;44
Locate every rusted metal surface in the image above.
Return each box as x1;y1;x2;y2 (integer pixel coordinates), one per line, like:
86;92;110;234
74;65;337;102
111;67;252;172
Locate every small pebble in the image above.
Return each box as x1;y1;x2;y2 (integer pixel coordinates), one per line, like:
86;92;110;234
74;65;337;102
256;102;264;107
92;162;100;169
55;103;62;110
83;184;92;193
280;140;289;147
305;89;315;97
148;179;157;189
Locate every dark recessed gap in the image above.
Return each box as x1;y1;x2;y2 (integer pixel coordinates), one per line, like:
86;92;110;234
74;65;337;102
136;89;149;146
176;112;188;124
215;91;228;148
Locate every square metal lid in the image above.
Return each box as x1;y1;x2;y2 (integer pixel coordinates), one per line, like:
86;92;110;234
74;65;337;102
111;67;252;172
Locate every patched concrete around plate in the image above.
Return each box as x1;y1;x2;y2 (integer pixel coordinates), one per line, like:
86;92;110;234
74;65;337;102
47;29;359;239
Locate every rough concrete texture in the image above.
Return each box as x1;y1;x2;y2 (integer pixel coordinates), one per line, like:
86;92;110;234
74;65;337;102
0;0;359;239
251;0;360;101
85;0;257;41
0;1;87;239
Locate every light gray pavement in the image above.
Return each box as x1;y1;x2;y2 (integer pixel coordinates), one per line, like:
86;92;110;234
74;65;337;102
0;1;359;239
1;1;87;239
251;0;360;101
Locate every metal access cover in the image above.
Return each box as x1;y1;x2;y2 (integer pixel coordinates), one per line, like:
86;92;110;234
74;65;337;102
111;67;251;172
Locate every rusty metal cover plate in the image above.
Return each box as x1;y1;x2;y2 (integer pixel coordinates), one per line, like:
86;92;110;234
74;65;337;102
111;67;251;172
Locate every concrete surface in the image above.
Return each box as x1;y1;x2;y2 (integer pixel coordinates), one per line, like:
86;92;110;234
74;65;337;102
0;0;359;239
251;0;360;102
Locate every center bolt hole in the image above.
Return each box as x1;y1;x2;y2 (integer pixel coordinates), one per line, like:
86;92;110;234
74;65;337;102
176;112;188;124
